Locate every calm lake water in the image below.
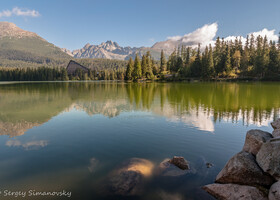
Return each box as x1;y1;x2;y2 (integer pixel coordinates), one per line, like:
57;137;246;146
0;82;279;200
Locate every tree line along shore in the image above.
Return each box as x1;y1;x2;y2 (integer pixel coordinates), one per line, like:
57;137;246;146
0;34;280;81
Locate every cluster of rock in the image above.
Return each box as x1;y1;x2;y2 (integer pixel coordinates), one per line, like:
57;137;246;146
203;119;280;200
109;156;194;195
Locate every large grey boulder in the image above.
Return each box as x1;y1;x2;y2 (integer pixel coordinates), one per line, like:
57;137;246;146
256;138;280;180
216;151;274;186
272;129;280;138
203;183;268;200
271;119;280;130
269;181;280;200
243;129;272;155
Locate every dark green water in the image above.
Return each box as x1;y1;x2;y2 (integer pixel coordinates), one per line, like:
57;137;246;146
0;82;279;200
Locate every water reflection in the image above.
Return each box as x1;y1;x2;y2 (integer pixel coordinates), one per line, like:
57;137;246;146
1;82;279;200
88;158;99;173
0;82;279;136
6;140;48;150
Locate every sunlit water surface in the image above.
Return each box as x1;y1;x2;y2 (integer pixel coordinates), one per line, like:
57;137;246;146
0;82;279;200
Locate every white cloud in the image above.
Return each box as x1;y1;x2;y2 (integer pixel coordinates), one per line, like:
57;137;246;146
224;28;278;45
249;28;278;42
166;23;278;48
167;23;218;47
0;10;12;18
181;23;218;46
0;7;40;18
167;35;182;41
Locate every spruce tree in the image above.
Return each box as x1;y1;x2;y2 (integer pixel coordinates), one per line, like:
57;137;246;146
190;44;201;77
224;45;232;76
133;54;142;80
61;68;69;81
254;35;264;77
278;32;280;50
202;46;209;78
160;50;166;73
232;50;241;73
249;34;255;65
126;57;134;80
240;46;249;76
208;44;215;78
214;37;222;74
145;51;154;79
268;41;279;75
141;55;147;78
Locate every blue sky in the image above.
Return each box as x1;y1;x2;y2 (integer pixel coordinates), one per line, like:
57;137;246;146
0;0;279;50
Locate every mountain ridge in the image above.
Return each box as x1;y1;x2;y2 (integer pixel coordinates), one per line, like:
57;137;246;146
0;21;71;68
0;21;189;62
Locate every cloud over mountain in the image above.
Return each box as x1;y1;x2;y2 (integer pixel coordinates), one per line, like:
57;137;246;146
62;22;279;60
0;7;40;18
163;22;278;50
224;28;278;45
167;23;218;47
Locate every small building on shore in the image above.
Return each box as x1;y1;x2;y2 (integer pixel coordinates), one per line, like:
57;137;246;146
66;60;89;75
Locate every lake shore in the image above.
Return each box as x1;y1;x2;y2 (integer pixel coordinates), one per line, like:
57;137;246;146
203;119;280;200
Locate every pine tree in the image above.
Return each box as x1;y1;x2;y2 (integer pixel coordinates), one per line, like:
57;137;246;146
232;50;241;73
278;32;280;50
214;37;222;74
208;44;215;78
249;34;255;65
263;36;270;75
126;57;134;80
224;45;232;76
133;54;142;80
61;68;69;81
268;41;279;75
254;35;264;77
240;46;249;76
190;44;201;77
202;45;209;78
151;59;158;75
160;50;166;73
145;51;154;79
185;47;191;66
141;55;147;78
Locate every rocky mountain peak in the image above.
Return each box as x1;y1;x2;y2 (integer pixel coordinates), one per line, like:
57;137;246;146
0;21;39;39
83;43;91;49
106;40;114;45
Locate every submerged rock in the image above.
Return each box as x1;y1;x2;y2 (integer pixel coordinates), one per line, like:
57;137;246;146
206;162;213;168
256;138;280;180
109;158;154;195
203;183;268;200
110;170;142;196
242;129;272;155
169;156;190;170
157;158;195;177
216;151;274;187
269;181;280;200
271;119;280;130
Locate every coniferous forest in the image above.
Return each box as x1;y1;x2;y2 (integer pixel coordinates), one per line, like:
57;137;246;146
0;34;280;81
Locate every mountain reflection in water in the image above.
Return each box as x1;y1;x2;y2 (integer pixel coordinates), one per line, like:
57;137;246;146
0;82;279;200
0;82;279;136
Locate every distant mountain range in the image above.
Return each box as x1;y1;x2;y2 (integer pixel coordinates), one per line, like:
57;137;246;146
0;21;189;62
63;40;168;60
